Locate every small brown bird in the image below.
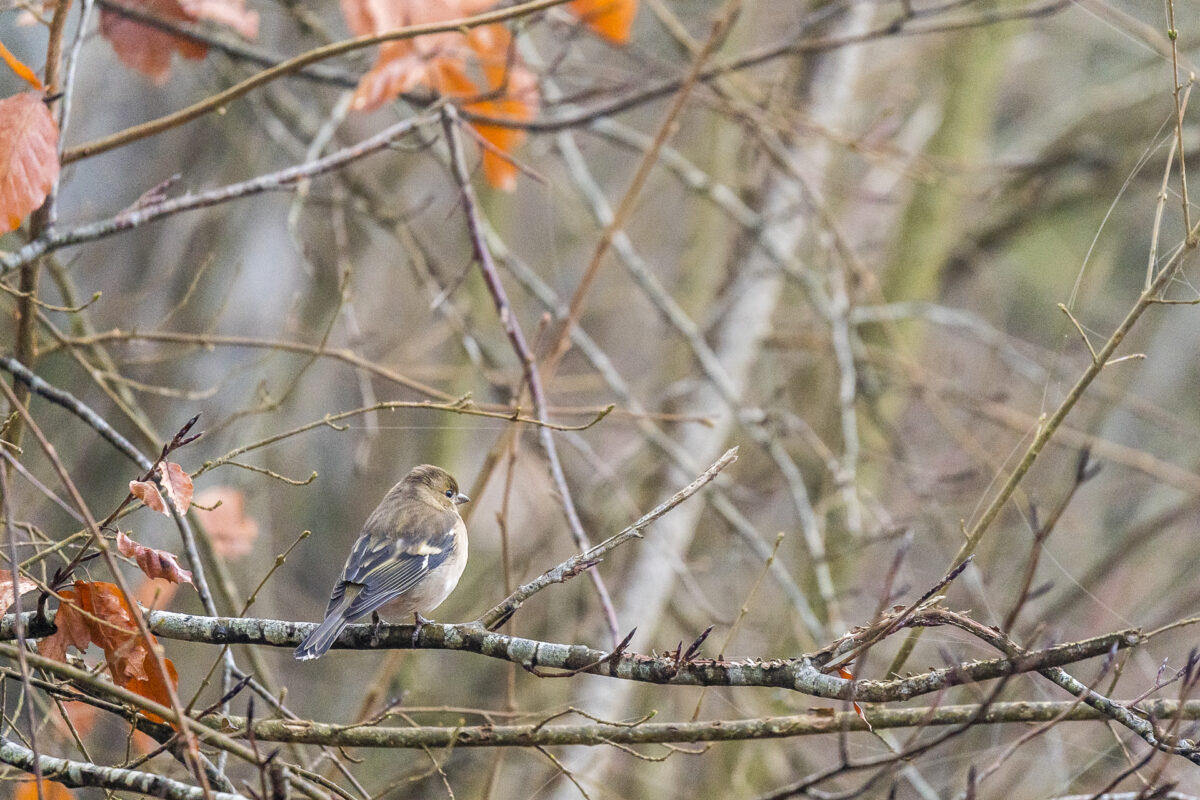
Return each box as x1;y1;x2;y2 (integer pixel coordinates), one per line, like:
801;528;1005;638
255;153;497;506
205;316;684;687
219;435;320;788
294;465;469;660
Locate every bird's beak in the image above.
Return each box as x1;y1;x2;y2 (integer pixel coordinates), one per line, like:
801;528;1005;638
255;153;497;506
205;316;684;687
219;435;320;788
454;492;470;505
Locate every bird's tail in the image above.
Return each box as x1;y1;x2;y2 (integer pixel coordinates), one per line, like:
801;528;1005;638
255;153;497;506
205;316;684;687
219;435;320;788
295;605;351;661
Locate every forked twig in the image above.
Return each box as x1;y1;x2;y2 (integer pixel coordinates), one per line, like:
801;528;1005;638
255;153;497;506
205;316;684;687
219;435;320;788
477;447;738;630
442;106;622;643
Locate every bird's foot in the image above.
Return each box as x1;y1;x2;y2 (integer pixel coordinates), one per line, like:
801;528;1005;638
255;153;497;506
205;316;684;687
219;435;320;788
412;612;432;648
370;611;384;646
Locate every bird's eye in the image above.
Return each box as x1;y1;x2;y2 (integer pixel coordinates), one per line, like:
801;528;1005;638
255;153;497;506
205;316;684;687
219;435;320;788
445;489;454;498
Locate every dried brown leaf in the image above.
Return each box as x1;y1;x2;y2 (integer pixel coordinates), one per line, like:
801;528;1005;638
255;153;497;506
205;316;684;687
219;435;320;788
100;0;257;83
130;479;168;515
159;461;193;514
134;576;180;609
59;700;99;739
46;582;179;720
74;582;148;681
38;590;91;663
117;530;194;586
99;0;207;85
0;574;37;612
179;0;258;37
341;0;540;190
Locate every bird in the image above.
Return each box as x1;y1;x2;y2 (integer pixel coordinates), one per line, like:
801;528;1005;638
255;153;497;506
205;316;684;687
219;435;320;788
294;464;470;660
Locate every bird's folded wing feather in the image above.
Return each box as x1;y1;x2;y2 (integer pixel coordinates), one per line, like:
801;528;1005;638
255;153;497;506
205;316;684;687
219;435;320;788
325;506;459;622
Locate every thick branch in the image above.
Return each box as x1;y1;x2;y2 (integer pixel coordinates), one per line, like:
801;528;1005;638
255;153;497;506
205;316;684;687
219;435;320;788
0;355;146;468
9;659;1192;751
0;737;247;800
185;699;1200;749
0;608;1139;704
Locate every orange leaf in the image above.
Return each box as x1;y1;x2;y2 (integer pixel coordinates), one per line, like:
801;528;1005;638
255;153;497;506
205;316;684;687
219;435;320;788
100;0;257;83
123;654;179;721
341;0;495;38
42;582;180;724
0;574;37;611
130;726;161;755
195;486;259;559
464;64;537;191
134;576;181;609
350;43;434;111
38;589;90;663
117;531;194;586
433;55;480;98
0;41;44;90
130;479;168;515
837;666;872;730
179;0;258;38
339;0;375;37
99;0;207;85
159;462;194;514
569;0;636;44
69;582;146;678
342;1;540;188
60;700;99;738
15;780;74;800
343;0;515;110
0;92;59;234
475;120;521;190
46;698;100;741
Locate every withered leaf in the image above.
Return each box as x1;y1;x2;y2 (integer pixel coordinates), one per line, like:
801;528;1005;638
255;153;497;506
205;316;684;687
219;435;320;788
130;479;168;515
117;530;194;586
0;92;59;233
159;462;193;515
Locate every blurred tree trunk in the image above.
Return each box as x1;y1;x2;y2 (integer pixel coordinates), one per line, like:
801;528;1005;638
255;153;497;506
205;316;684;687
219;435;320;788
883;24;1012;304
546;6;878;796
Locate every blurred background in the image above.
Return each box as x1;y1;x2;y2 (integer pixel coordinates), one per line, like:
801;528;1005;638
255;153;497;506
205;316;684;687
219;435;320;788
3;0;1200;796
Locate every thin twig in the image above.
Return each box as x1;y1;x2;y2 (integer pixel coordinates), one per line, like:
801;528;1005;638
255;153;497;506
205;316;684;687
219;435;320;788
1167;1;1193;243
951;242;1194;569
543;0;743;370
477;447;738;629
0;461;42;798
0;382;215;797
1;111;443;273
56;0;572;165
0;355;148;468
441;106;621;643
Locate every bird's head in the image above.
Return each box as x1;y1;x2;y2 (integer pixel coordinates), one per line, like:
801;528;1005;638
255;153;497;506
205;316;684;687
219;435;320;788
406;464;470;507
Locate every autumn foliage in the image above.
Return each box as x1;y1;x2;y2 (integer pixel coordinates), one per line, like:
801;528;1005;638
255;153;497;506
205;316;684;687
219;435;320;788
117;531;195;585
343;0;540;190
0;0;640;233
129;460;195;518
0;92;58;234
569;0;636;43
15;780;74;800
0;0;644;764
40;581;180;724
0;575;37;612
98;0;258;85
194;485;259;559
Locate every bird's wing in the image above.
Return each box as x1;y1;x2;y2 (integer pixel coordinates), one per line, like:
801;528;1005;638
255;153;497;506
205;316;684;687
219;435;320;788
325;506;460;622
